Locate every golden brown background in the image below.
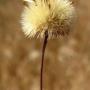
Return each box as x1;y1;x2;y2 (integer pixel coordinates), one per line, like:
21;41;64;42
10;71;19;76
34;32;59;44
0;0;90;90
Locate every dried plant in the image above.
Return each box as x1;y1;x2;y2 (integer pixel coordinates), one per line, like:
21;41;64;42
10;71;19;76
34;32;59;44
21;0;75;90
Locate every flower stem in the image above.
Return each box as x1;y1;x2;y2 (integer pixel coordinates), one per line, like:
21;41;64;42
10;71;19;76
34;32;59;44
40;31;48;90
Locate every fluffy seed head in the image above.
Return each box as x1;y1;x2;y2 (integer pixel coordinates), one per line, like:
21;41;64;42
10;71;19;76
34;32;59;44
21;0;75;38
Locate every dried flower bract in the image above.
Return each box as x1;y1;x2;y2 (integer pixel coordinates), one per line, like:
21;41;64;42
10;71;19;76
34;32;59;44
21;0;75;38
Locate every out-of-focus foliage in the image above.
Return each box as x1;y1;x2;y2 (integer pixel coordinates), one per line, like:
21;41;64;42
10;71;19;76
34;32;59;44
0;0;90;90
0;0;6;4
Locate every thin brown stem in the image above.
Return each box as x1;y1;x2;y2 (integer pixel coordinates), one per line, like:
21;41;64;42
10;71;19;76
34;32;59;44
40;31;48;90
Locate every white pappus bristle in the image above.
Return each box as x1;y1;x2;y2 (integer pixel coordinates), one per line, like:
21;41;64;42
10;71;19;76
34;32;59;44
21;0;75;38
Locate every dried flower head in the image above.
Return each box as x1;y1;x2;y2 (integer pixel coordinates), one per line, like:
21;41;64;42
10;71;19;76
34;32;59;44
21;0;75;38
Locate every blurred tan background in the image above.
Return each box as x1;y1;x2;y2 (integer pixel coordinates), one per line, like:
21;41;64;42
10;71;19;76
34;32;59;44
0;0;90;90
